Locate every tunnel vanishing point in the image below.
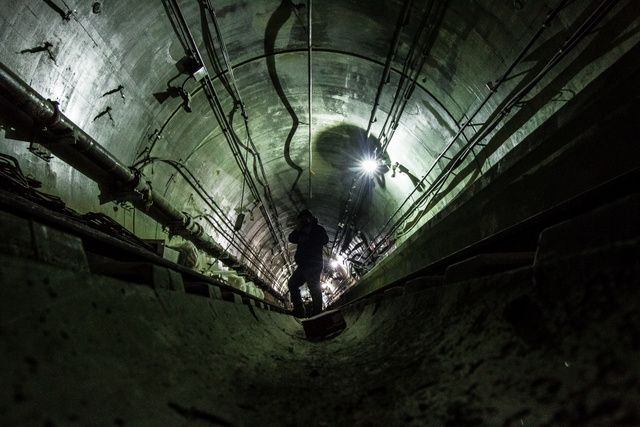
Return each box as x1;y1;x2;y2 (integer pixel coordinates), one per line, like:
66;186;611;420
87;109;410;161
1;0;640;426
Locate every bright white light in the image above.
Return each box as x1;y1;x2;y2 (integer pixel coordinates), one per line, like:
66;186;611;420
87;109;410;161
330;259;339;269
360;159;379;174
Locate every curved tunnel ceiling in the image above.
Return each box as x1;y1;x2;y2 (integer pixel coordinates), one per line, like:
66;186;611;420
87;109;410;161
1;0;638;294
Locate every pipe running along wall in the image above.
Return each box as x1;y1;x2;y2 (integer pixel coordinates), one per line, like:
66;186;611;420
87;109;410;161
0;60;282;302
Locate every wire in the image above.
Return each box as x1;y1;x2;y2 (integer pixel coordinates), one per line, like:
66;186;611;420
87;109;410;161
362;0;616;265
331;0;414;259
378;0;446;154
164;0;293;285
137;157;277;282
200;0;294;272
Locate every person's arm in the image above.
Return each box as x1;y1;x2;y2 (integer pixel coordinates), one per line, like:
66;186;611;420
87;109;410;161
320;227;329;245
311;225;329;246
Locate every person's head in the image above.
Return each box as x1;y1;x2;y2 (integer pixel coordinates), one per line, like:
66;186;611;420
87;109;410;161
297;209;317;225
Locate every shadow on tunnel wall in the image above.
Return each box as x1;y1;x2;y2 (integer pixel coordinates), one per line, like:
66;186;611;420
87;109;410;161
314;124;390;239
314;124;388;186
264;0;307;207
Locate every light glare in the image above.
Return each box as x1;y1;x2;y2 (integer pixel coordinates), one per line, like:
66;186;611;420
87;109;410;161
360;159;378;174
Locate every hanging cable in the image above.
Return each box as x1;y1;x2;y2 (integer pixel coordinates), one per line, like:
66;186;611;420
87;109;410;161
362;0;615;266
331;0;413;260
164;0;293;283
200;0;294;272
378;0;447;154
137;157;278;282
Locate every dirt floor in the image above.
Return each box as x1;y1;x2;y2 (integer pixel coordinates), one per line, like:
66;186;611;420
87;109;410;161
2;197;639;426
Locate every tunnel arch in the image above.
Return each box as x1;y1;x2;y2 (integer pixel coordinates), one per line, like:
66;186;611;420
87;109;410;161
1;0;638;293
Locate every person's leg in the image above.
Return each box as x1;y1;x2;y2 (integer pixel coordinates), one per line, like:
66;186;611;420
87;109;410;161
309;283;323;316
304;266;324;316
287;268;306;317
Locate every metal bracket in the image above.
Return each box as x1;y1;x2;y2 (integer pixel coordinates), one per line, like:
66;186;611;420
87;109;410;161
97;168;147;205
102;85;125;103
28;140;53;162
38;99;62;131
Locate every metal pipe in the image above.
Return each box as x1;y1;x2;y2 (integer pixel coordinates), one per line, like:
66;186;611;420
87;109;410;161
167;0;292;280
0;62;138;187
0;60;281;301
146;157;278;282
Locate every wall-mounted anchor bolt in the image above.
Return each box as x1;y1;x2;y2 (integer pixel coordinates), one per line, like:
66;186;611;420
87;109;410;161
102;85;125;103
93;106;114;126
19;41;56;63
179;87;192;112
43;0;74;21
468;122;485;128
149;129;162;142
486;80;498;92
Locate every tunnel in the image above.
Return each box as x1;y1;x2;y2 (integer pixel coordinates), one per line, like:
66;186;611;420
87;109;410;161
1;0;640;425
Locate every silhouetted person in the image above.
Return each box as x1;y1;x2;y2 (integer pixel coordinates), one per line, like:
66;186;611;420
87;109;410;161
288;209;328;317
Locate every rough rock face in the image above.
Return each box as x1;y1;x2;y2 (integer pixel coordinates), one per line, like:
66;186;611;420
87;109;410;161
1;196;639;426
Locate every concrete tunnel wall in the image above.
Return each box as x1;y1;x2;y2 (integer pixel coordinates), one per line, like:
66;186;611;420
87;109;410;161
2;193;640;426
2;53;640;424
339;42;640;304
1;0;639;296
1;1;640;425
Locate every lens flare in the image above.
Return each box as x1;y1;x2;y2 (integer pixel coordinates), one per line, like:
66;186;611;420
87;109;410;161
360;159;378;174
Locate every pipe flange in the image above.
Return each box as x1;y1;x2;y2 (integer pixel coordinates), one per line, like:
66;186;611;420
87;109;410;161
181;212;192;229
38;99;62;131
192;220;204;237
182;212;204;237
126;167;148;194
